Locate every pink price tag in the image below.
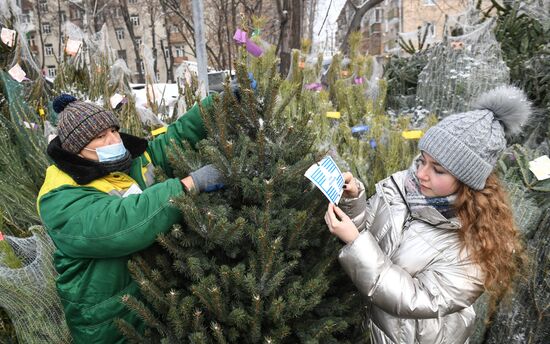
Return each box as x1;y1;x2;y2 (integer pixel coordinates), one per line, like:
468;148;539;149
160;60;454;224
245;40;263;57
233;29;247;44
0;232;4;241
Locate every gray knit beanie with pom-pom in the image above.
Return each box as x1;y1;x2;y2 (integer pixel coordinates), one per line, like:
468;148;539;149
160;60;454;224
418;86;532;190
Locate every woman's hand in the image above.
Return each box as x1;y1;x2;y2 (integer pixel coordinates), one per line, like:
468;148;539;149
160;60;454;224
342;172;359;199
325;203;359;244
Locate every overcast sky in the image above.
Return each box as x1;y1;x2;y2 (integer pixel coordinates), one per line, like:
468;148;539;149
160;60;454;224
313;0;347;52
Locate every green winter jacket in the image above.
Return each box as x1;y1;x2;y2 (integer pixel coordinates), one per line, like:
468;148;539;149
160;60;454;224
37;97;211;343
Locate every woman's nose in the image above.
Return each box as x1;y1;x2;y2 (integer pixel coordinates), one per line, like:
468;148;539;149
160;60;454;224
417;164;428;181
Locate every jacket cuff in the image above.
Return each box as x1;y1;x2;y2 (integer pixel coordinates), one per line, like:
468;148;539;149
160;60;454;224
339;179;367;219
338;230;390;297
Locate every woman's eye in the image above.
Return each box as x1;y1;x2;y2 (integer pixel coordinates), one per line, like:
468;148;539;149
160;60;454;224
434;168;445;174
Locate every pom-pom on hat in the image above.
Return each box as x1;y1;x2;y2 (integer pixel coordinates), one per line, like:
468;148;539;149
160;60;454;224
418;86;531;190
53;94;120;154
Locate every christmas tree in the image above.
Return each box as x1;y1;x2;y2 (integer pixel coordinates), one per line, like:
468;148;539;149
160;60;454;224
117;49;366;343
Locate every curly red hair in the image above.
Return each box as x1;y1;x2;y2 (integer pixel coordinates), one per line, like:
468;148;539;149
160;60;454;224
454;173;527;314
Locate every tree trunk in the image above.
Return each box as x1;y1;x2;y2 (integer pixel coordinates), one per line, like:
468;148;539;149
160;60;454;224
339;0;384;54
119;0;144;83
160;1;174;82
148;3;158;81
278;0;303;77
35;1;45;70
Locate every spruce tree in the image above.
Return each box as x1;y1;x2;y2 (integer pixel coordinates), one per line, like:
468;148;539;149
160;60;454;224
118;50;366;343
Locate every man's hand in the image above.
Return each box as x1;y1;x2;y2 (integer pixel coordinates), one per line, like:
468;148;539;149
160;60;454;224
189;164;225;193
324;203;359;244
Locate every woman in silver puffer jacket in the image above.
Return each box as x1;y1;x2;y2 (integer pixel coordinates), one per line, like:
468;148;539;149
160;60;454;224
325;86;531;344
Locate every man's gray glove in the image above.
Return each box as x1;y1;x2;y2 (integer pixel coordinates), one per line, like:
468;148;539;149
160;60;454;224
189;164;225;193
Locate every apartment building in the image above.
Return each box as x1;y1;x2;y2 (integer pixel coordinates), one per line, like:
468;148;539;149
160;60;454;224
337;0;478;56
17;0;195;83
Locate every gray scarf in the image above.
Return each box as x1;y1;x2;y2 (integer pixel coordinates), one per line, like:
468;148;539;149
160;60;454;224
404;157;456;219
100;150;133;175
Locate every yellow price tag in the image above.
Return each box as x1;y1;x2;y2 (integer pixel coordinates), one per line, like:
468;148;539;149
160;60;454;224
401;130;424;139
38;108;45;118
151;126;168;137
326;111;341;119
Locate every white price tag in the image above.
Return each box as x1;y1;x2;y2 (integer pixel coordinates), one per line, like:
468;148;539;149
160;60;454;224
1;28;16;47
8;64;26;82
122;184;143;198
305;156;345;204
529;155;550;181
65;38;82;56
110;93;124;109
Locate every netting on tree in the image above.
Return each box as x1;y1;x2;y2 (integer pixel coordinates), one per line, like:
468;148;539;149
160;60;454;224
0;226;71;343
443;6;483;37
416;17;509;117
519;0;550;26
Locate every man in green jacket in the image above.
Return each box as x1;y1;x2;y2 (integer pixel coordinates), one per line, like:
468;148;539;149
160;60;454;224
37;94;223;343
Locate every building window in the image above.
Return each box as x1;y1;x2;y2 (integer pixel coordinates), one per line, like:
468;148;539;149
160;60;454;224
117;49;127;62
71;8;83;20
426;22;436;37
423;0;436;5
130;15;140;26
174;45;185;57
27;34;36;49
135;36;142;45
39;1;48;12
140;61;144;73
115;28;125;40
42;23;51;34
163;47;170;57
19;14;31;23
47;65;57;77
59;11;67;22
374;8;383;23
113;7;121;17
45;44;54;56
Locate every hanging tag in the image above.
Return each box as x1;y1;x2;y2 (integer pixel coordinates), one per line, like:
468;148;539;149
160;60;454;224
233;28;247;44
401;130;423;139
8;64;26;82
65;38;82;56
304;156;345;204
38;108;46;119
528;155;550;181
369;139;377;149
23;121;38;129
151;126;168;137
305;83;322;91
326;111;341;119
351;124;369;133
245;39;263;57
1;28;16;47
353;77;364;85
110;93;125;109
122;183;143;198
0;231;4;241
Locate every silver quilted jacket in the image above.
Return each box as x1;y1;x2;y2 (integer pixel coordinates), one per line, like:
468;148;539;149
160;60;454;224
338;170;485;344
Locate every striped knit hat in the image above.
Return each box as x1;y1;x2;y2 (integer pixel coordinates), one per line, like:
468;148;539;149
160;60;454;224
418;86;531;190
53;94;120;154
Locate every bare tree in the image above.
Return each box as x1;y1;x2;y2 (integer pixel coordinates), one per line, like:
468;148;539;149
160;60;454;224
339;0;384;54
34;0;46;69
275;0;304;77
160;0;174;81
118;0;145;83
146;1;160;80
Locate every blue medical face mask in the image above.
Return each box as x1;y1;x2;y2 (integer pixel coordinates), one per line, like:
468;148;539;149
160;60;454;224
84;142;127;162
